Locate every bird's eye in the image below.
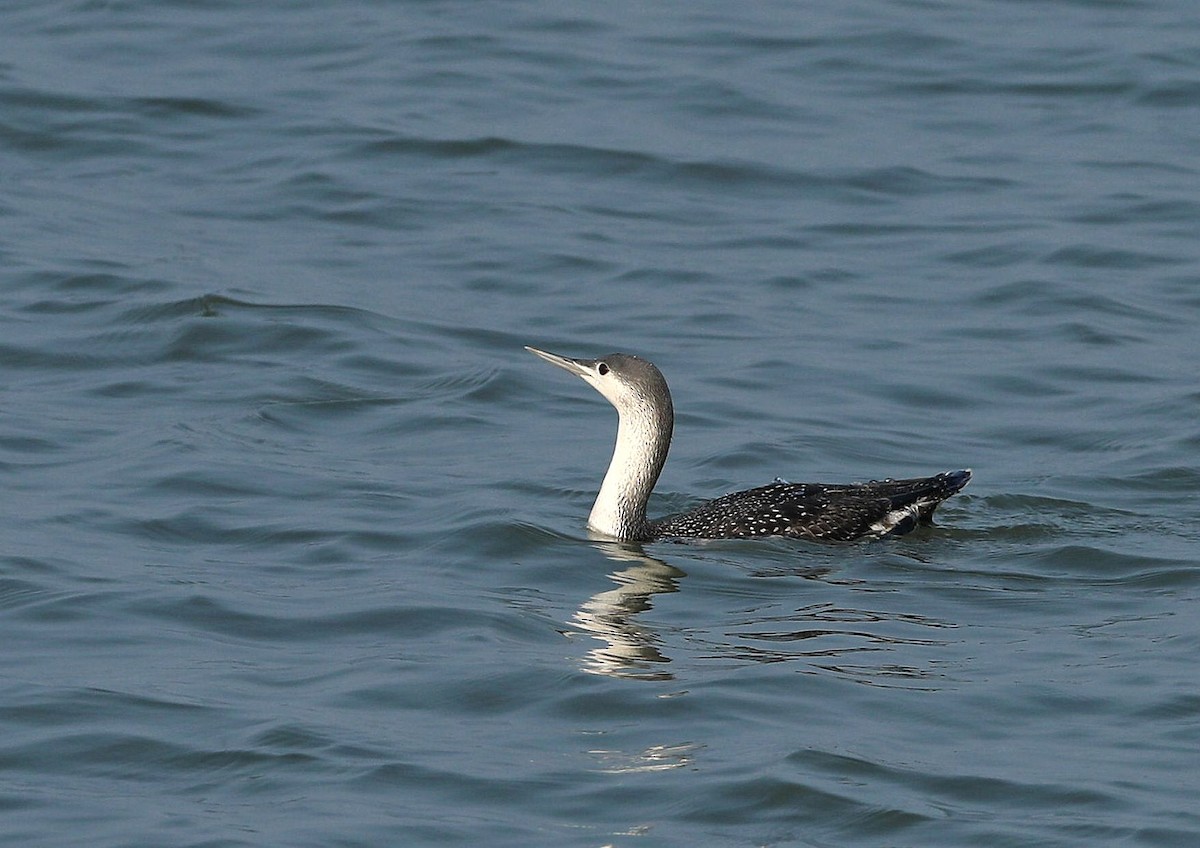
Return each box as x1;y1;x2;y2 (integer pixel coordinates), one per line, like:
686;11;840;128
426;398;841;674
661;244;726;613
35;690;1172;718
597;362;609;376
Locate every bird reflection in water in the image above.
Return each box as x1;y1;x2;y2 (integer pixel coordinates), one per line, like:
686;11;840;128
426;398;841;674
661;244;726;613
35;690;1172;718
572;538;685;680
572;538;956;688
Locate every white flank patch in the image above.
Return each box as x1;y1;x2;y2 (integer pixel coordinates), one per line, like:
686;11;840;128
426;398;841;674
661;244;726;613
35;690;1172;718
868;499;933;536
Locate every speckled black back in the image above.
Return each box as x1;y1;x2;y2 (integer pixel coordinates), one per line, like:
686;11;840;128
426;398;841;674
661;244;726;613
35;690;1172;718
650;470;970;542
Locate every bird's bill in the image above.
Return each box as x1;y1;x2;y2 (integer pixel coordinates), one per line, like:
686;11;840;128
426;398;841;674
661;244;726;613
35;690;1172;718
525;346;593;378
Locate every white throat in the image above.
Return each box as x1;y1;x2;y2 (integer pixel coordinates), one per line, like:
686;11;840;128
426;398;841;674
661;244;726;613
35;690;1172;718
587;400;672;540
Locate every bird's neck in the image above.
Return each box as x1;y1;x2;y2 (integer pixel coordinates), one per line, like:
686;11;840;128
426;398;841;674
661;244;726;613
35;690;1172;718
588;400;673;541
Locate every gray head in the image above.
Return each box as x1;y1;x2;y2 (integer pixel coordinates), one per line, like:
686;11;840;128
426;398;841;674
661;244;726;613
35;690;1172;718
527;346;675;540
525;347;673;418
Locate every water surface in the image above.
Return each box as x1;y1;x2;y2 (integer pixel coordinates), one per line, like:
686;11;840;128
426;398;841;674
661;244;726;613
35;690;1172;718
2;1;1199;846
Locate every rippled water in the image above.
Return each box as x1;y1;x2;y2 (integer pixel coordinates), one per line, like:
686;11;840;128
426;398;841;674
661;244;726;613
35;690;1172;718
3;1;1199;846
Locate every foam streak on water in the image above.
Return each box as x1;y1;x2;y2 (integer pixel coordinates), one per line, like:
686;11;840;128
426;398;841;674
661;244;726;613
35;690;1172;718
2;1;1199;846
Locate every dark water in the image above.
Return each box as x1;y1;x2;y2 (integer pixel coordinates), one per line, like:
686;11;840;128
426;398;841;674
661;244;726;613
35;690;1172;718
3;1;1199;846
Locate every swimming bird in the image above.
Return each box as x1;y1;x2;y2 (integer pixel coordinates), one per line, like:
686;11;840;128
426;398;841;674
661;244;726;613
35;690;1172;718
526;346;970;542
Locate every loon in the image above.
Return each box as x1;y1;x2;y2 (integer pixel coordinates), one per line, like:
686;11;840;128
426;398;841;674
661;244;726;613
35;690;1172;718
526;346;971;542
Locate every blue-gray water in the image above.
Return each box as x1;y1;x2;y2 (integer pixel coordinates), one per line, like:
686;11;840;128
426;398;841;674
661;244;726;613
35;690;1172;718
3;1;1199;846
